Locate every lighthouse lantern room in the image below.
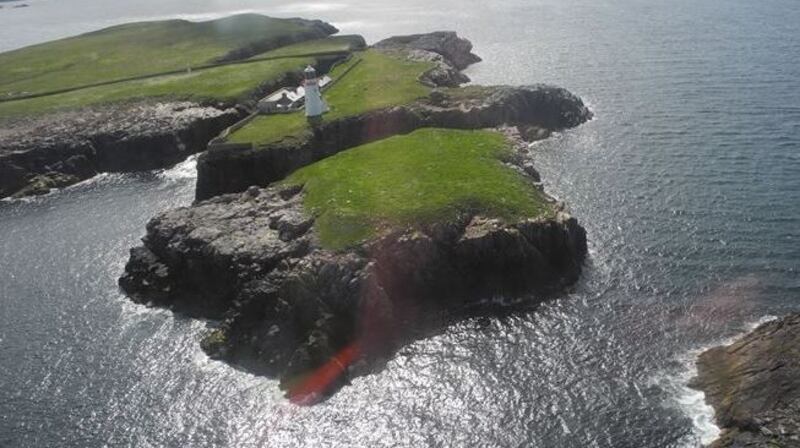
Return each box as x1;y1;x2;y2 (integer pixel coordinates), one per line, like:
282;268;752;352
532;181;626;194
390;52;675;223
303;65;328;119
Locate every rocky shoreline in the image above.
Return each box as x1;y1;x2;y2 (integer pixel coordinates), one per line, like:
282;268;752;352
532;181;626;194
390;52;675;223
120;143;588;402
0;23;595;402
691;313;800;447
0;102;242;198
0;17;345;200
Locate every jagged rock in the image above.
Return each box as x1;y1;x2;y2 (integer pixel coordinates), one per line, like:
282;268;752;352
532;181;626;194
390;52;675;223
373;31;482;70
518;125;552;142
373;31;480;87
691;313;800;447
13;172;80;197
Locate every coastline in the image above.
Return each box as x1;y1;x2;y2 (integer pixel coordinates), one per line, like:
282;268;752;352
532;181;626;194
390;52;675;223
690;314;798;447
0;13;594;404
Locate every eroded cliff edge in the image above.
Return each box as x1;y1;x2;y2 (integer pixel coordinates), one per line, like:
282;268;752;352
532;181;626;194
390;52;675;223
0;103;242;197
691;313;800;447
120;31;593;403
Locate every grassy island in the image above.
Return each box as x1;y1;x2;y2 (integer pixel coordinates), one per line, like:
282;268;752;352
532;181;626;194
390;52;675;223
98;22;593;402
284;128;553;249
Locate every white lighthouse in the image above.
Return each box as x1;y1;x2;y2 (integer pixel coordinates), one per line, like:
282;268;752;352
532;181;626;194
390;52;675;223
303;65;328;119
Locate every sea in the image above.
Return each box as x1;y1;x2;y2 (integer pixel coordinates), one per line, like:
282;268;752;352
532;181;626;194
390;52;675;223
1;0;798;446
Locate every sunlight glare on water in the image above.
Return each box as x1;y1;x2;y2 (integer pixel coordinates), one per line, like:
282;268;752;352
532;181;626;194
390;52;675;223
1;0;798;446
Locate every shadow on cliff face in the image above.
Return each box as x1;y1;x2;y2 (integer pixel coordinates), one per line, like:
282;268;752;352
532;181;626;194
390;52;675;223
277;247;564;406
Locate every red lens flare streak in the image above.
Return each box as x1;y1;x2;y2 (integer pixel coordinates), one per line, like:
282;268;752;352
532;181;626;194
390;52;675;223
287;342;361;405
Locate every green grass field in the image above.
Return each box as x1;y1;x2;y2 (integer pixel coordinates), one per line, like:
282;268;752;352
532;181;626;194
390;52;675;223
0;14;328;98
227;50;434;146
0;56;314;119
254;35;365;59
284;128;553;249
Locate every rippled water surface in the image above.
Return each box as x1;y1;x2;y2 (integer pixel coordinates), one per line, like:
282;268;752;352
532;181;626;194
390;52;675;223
1;1;799;447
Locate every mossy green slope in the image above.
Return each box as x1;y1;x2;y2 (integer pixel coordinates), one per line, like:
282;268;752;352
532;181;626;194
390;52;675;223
255;35;365;59
228;50;434;146
0;56;314;118
284;128;553;249
0;14;326;98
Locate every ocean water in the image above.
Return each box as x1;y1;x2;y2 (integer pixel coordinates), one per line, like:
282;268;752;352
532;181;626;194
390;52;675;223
1;0;799;447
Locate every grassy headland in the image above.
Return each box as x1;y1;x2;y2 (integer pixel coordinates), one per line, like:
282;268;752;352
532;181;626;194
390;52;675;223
254;35;366;59
0;56;315;118
227;50;434;146
0;14;332;99
284;128;553;249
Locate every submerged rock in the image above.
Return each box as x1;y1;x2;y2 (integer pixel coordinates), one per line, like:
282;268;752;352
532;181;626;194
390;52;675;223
691;313;800;447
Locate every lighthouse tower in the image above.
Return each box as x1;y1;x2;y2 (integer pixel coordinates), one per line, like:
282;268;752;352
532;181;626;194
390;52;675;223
303;65;328;119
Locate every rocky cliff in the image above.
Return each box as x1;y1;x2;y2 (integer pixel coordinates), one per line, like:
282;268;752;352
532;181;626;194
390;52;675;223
373;31;482;71
691;313;800;447
0;102;242;198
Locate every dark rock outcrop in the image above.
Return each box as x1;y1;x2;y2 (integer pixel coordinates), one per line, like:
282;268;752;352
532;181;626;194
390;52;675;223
374;31;480;87
691;313;800;447
196;85;592;201
0;102;243;199
120;136;587;401
373;31;482;71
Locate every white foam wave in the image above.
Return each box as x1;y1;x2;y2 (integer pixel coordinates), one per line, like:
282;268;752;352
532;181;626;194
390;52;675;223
663;350;721;447
157;155;198;181
582;97;598;122
1;194;38;204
